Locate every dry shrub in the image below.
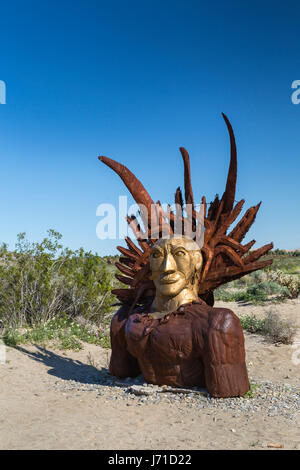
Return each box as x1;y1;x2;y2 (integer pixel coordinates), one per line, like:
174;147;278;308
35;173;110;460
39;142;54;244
266;269;300;298
263;309;297;344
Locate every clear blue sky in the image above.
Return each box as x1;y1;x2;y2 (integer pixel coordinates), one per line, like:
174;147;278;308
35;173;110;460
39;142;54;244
0;0;299;255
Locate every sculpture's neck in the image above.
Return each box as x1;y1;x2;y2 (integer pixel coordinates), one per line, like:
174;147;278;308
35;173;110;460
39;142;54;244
150;287;199;317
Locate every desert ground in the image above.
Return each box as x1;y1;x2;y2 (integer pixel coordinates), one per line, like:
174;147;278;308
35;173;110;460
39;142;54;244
0;299;299;450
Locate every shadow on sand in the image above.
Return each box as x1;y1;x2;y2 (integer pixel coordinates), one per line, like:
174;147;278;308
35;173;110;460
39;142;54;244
15;345;108;385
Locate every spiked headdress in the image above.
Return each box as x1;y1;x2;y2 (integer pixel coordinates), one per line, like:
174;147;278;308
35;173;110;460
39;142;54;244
98;114;273;308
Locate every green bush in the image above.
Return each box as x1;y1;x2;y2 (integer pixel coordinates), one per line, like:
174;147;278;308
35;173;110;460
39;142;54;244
240;314;266;333
214;287;237;302
0;230;116;334
215;279;291;304
239;281;289;302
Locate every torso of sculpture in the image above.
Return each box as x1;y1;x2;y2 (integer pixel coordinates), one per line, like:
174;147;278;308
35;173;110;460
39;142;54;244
98;113;273;398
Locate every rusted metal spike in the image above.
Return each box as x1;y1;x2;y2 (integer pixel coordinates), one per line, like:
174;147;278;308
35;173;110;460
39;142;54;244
207;194;220;221
220;113;237;214
213;245;244;268
179;147;194;209
115;274;133;286
216;235;249;254
115;262;135;278
198;258;273;293
126;216;149;250
243;242;274;265
125;236;143;256
216;199;245;237
117;245;139;261
99;156;154;228
229;203;261;242
119;256;136;268
241;240;256;253
175;187;184;208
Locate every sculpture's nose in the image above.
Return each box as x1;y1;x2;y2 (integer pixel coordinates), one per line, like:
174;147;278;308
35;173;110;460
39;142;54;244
162;253;176;273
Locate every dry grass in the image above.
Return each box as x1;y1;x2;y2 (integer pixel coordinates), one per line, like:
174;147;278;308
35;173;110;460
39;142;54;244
263;309;297;344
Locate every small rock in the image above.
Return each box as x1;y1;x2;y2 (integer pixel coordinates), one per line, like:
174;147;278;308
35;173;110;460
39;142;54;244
128;385;154;396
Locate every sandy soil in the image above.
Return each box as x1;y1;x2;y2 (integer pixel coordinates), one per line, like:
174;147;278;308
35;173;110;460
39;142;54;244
0;299;299;450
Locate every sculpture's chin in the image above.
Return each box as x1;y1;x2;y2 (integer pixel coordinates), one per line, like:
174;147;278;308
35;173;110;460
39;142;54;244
156;281;186;298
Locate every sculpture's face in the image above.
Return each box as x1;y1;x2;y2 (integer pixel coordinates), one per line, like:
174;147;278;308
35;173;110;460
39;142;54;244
149;237;203;299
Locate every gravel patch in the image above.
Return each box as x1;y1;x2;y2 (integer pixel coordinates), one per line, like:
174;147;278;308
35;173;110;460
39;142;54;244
49;368;300;420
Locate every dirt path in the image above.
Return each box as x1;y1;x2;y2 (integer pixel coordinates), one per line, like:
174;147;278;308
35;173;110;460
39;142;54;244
0;300;299;450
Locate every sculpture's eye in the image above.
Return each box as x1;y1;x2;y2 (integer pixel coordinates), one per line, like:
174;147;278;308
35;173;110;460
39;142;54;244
175;250;186;257
152;250;162;259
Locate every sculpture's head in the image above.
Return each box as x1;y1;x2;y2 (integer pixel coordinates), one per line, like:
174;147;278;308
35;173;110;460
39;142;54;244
99;114;274;312
149;236;203;303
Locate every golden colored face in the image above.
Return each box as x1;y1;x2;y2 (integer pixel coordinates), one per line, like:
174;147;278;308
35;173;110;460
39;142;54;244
149;237;203;298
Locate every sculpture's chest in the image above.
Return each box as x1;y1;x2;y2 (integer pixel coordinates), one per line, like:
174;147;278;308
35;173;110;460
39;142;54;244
125;309;208;362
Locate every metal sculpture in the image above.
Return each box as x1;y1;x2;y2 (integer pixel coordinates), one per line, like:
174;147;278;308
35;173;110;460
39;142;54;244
98;114;273;397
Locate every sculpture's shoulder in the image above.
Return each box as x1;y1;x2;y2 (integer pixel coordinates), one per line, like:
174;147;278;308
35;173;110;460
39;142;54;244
112;304;131;321
111;304;150;337
110;304;131;337
183;301;241;332
182;300;210;320
208;305;243;336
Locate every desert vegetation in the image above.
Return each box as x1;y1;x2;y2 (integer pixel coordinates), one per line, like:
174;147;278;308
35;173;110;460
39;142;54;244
0;230;118;349
0;233;299;350
214;250;300;304
239;310;297;344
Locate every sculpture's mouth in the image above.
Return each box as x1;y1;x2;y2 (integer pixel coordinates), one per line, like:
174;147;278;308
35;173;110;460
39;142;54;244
159;274;181;284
